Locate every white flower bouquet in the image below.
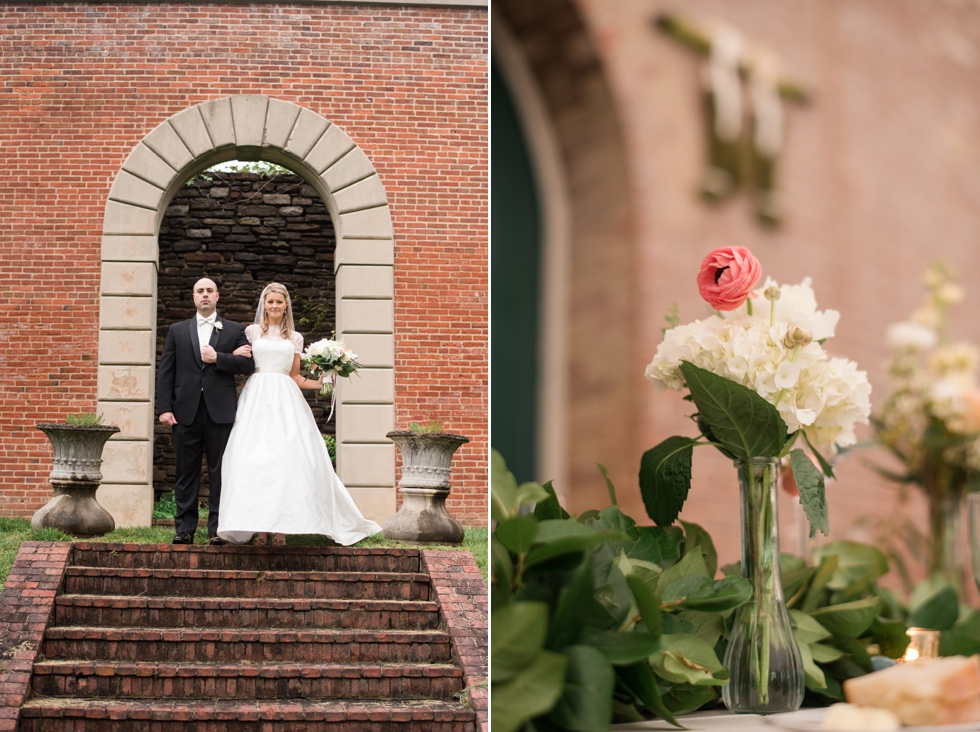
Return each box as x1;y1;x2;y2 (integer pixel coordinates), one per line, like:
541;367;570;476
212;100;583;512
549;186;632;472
300;337;362;396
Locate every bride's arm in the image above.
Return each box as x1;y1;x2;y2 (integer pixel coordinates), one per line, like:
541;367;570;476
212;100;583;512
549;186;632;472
291;354;326;390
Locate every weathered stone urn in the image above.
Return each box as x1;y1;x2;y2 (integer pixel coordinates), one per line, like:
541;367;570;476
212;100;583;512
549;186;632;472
32;423;119;537
382;431;469;544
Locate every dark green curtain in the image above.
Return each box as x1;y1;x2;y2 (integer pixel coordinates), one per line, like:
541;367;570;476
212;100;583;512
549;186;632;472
491;56;541;484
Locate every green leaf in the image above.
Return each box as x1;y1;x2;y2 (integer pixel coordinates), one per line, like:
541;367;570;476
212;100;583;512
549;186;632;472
491;601;549;684
680;520;718;578
617;662;685;728
636;525;683;567
677;611;726;647
491;649;569;732
813;541;889;596
679;361;787;459
534;480;570;521
798;640;827;690
661;614;699;636
639;436;697;527
626;532;663;564
546;645;614;732
588;506;639;541
809;642;844;663
808;597;880;638
496;515;539;555
650;634;729;687
909;584;959;631
789;609;832;645
801;554;839;613
830;638;873;673
548;553;595;651
661;685;719;715
662;574;711;604
491;535;514;610
626;573;663;637
597;463;618;506
525;521;628;568
782;566;817;608
491;450;551;521
580;629;663;664
801;429;836;479
655;547;710;596
677;576;752;613
789;449;830;537
871;617;910;659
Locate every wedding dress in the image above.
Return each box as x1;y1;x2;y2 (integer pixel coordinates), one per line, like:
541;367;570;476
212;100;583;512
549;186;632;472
216;324;382;545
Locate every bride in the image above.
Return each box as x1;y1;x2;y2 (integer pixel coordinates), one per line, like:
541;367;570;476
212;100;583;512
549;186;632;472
216;282;382;546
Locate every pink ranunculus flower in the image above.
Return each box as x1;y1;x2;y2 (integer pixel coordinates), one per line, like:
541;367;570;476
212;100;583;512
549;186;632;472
696;246;763;311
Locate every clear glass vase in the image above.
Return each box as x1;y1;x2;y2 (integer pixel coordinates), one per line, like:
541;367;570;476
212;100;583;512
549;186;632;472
723;457;804;714
928;491;963;592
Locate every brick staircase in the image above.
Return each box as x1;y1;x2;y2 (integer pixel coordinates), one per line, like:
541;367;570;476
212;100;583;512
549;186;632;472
5;543;484;731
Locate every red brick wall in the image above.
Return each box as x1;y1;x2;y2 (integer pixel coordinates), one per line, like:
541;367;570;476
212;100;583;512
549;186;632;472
0;4;488;526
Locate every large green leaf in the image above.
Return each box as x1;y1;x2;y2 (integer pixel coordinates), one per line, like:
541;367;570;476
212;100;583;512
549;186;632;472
789;609;832;645
680;520;718;578
800;555;838;613
491;535;514;610
491;449;550;521
626;573;663;637
491;649;569;732
580;629;663;665
650;634;729;687
662;685;719;715
548;553;595;651
616;662;684;728
940;611;980;656
909;584;959;631
679;361;787;459
797;640;826;690
661;574;711;604
655;547;710;595
525;521;628;568
639;436;697;527
492;601;549;683
789;449;829;537
677;577;752;613
871;617;910;659
534;480;571;521
677;610;725;647
636;525;683;567
808;597;880;638
809;643;844;663
496;515;539;555
546;645;615;732
812;541;889;597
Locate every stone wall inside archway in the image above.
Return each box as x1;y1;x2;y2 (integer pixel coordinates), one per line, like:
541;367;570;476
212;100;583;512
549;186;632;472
96;95;396;526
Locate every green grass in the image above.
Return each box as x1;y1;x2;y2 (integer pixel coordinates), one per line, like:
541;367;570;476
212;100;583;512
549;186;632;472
0;516;488;589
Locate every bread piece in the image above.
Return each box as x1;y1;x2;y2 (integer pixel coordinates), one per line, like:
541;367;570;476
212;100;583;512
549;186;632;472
843;654;980;727
822;703;900;731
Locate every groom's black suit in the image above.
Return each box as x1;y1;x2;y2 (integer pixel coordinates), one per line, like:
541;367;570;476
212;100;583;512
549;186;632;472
156;315;254;538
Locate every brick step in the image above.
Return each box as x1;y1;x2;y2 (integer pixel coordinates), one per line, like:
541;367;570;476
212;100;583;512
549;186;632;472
70;543;421;573
18;698;476;732
30;661;465;700
43;627;453;664
54;595;442;630
63;567;430;600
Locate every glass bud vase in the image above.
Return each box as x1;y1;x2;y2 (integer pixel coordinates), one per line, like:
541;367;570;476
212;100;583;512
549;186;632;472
928;491;964;593
723;457;804;714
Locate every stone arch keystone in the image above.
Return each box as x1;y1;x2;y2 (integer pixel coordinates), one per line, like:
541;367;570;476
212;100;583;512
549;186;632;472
97;95;396;527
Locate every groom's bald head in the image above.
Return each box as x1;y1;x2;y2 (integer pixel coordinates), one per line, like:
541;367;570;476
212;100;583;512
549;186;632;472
193;278;219;317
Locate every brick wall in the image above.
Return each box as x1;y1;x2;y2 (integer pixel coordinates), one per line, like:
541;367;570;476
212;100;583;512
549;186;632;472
0;4;488;526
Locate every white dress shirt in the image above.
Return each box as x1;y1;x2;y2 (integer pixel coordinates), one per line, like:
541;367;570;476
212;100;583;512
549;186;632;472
197;312;217;347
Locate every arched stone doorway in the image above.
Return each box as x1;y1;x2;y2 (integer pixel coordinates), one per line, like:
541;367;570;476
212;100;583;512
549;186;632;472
96;95;396;527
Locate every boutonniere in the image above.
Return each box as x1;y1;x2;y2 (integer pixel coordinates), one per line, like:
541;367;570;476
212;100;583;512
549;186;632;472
214;321;223;331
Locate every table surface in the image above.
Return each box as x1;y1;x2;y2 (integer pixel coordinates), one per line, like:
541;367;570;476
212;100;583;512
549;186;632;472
613;708;794;730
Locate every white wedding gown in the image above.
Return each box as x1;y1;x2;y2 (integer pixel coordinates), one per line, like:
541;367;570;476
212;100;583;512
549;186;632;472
217;325;382;545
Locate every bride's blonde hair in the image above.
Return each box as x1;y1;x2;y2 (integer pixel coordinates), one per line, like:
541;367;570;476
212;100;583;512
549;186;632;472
257;282;294;340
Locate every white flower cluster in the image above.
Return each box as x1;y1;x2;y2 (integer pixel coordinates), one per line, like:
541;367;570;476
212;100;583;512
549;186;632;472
302;338;358;372
645;277;872;450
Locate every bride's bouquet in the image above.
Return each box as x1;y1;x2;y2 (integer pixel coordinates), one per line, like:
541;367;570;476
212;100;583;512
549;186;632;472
300;337;362;397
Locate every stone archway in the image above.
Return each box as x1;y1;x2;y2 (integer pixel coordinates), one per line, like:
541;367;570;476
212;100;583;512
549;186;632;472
96;95;395;527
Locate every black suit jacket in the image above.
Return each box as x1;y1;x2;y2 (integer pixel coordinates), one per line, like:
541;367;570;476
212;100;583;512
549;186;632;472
156;316;254;425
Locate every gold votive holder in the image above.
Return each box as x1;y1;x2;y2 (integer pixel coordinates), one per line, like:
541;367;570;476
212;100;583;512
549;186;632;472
901;627;940;662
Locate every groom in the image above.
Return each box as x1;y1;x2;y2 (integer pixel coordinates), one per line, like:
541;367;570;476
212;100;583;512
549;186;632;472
156;278;254;544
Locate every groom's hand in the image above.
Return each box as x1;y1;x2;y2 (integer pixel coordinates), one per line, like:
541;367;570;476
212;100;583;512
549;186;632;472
201;345;217;363
159;412;177;426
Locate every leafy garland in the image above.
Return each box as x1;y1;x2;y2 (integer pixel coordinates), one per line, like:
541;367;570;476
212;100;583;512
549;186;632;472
491;451;943;732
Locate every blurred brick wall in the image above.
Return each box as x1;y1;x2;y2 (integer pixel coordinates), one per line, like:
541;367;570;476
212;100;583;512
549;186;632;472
0;4;487;526
504;0;980;587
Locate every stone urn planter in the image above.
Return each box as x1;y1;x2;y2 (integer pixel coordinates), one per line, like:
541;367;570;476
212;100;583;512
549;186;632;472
32;423;119;537
382;430;469;544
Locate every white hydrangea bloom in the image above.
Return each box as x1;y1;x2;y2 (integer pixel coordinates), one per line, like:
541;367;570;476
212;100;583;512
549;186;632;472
886;322;938;353
646;278;871;450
